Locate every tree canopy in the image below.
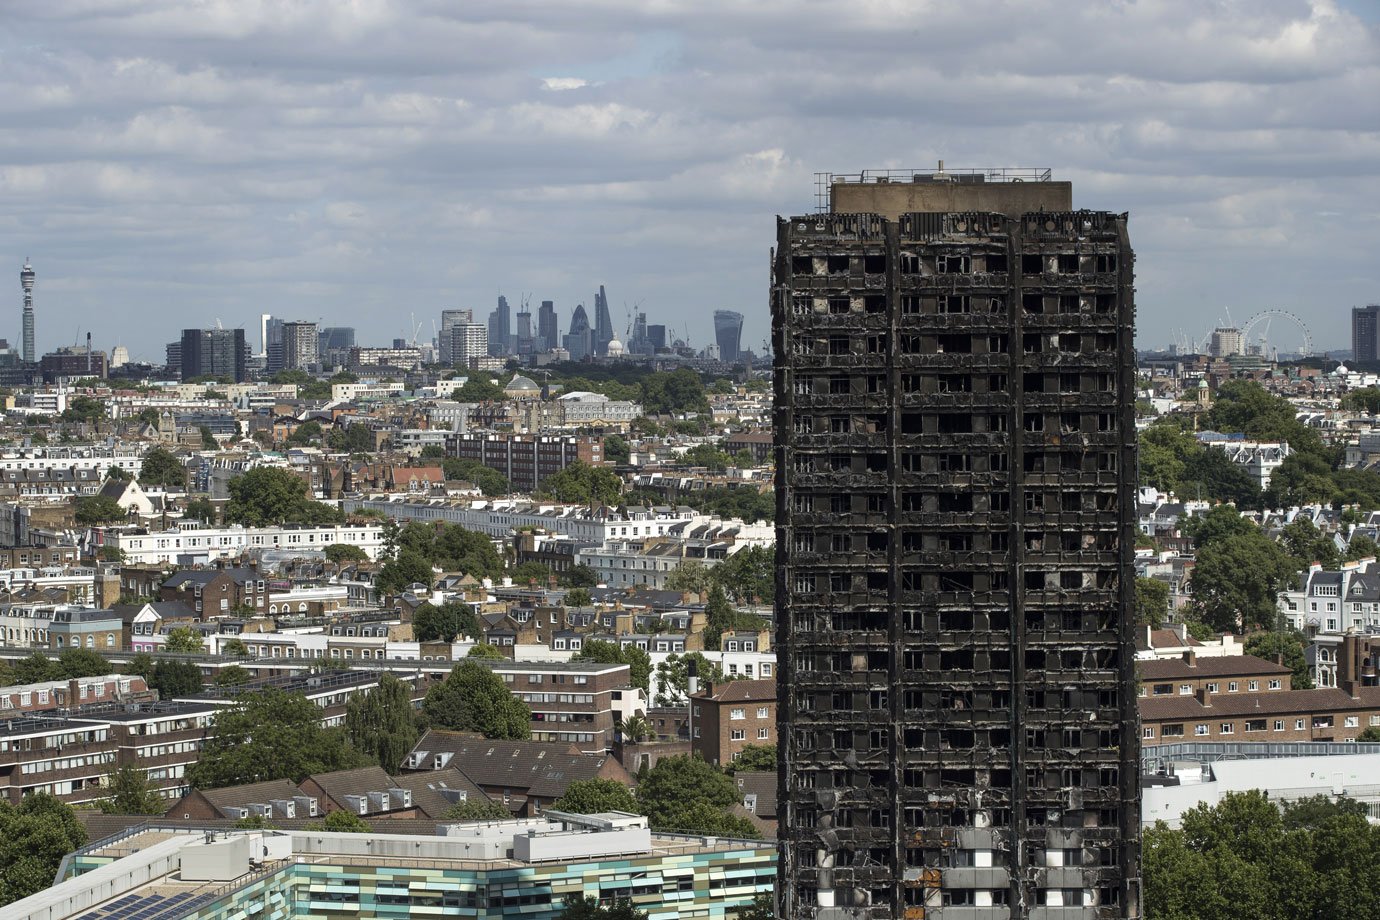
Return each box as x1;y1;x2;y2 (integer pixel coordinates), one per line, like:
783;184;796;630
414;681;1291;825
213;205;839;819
452;376;504;401
1189;525;1298;632
653;652;727;707
442;458;511;496
422;661;531;740
573;639;652;693
549;778;638;815
138;446;186;488
98;764;167;815
0;794;88;906
635;756;758;837
538;461;622;505
1244;631;1313;689
75;494;126;526
412;601;482;643
224;467;344;526
344;673;419;772
324;543;370;564
186;689;371;788
164;626;205;654
1144;791;1380;920
441;796;511;821
640;368;711;416
1135;577;1171;629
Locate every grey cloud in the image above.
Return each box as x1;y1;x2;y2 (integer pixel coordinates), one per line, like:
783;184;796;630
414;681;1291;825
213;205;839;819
0;0;1376;360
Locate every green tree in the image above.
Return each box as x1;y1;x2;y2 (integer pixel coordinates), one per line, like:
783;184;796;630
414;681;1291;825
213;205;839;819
653;653;726;707
224;467;344;526
1135;577;1171;628
186;689;371;788
199;425;219;449
58;647;112;678
666;560;711;595
467;643;507;660
137;407;162;428
411;601;481;643
441;458;511;496
604;433;630;464
183;497;216;523
1190;529;1299;632
101;544;126;562
287;419;323;446
1280;794;1369;830
550;778;638;814
726;743;776;775
641;368;711;416
618;713;654;742
1178;447;1263;509
1341;387;1380;414
377;548;434;595
574;639;652;693
222;638;250;657
680;442;732;471
1358;726;1380;742
452;376;503;401
730;894;775;920
1207;380;1322;453
1270;452;1341;506
139;446;187;489
327;424;376;452
148;659;205;698
440;796;512;821
98;764;166;815
562;564;598;588
75;494;126;525
636;756;758;837
711;545;774;604
559;896;649;920
61;395;107;424
214;665;252;687
1245;631;1314;690
324;543;369;564
13;652;64;684
344;674;419;771
105;465;132;483
164;626;205;654
422;661;531;740
420;444;447;459
1182;505;1257;549
510;561;552;586
1347;533;1379;562
564;588;592;607
308;809;372;833
233;815;276;830
538;461;622;505
1280;517;1341;569
0;793;87;906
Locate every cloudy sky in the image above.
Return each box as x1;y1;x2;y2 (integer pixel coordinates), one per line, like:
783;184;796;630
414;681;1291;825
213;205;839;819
2;0;1377;362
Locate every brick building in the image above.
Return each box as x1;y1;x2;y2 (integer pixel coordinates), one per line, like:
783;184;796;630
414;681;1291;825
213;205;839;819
690;678;776;767
0;545;79;568
1137;651;1292;699
1140;686;1380;745
444;433;603;493
159;566;268;618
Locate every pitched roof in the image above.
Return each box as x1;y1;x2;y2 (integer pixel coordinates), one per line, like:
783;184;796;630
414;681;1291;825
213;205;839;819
1140;687;1374;721
699;679;776;703
405;730;616;798
302;766;398;806
388;767;492;819
1138;654;1290;681
192;779;304;812
734;771;777;818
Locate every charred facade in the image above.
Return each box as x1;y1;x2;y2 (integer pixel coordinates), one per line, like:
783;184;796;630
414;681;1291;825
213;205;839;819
773;171;1141;919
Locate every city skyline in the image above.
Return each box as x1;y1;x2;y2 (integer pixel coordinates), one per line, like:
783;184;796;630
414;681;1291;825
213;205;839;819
2;2;1377;362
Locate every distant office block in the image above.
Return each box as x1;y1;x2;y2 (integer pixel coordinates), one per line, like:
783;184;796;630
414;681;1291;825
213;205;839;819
180;328;247;382
1354;305;1380;365
714;310;744;363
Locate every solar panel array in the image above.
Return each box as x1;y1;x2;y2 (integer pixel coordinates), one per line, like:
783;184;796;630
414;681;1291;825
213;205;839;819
74;889;219;920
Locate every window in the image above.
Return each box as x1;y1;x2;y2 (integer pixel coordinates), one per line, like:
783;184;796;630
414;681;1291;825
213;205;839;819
1228;682;1238;692
1143;726;1154;739
1161;724;1184;738
731;729;745;741
1206;683;1219;694
1296;719;1306;730
1219;723;1234;735
730;708;745;720
1248;680;1259;691
1179;684;1192;695
1274;720;1285;731
758;727;770;740
757;707;769;719
1194;724;1209;736
1345;715;1360;729
1245;720;1267;733
1268;679;1281;690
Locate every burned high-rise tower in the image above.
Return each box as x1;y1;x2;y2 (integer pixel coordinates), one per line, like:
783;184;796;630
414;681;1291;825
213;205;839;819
773;168;1140;919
